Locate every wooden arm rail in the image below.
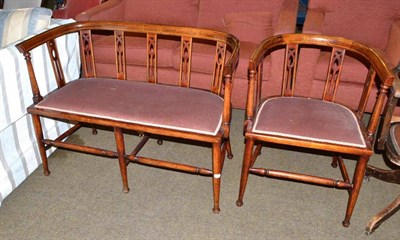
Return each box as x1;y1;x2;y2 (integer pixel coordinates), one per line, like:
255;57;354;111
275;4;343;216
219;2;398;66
16;21;240;213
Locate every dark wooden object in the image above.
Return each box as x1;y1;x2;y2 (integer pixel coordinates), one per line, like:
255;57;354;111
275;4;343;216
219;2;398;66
16;21;239;213
236;34;395;227
365;64;400;235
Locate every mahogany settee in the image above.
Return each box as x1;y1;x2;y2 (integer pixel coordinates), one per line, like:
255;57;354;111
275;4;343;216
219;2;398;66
16;21;239;213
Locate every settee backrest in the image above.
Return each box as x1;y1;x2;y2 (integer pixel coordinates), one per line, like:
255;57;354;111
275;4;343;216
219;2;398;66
307;0;400;50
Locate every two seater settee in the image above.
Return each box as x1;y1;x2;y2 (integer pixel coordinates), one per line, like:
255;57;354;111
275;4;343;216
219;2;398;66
76;0;299;109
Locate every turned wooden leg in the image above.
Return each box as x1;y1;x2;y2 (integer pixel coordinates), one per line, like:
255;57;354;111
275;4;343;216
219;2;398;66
237;138;255;207
226;138;233;159
32;114;50;176
250;143;262;168
114;127;130;193
343;155;369;227
212;142;222;214
331;155;339;168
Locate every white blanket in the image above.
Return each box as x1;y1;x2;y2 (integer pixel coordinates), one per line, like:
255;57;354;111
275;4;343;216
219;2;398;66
0;19;81;206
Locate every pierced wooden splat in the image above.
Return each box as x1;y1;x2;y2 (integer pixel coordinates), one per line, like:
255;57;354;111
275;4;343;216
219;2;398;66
282;44;298;97
211;41;227;94
323;47;346;102
179;36;193;87
46;39;66;88
79;30;96;78
147;33;157;83
114;30;126;80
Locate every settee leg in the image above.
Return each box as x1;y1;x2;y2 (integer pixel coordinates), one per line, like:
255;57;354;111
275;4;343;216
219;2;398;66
114;127;130;193
32;114;50;176
212;142;222;213
226;138;233;159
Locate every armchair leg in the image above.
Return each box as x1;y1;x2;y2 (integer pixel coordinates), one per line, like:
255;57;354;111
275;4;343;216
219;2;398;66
32;114;50;176
236;138;255;207
343;155;369;227
114;127;130;193
212;142;222;213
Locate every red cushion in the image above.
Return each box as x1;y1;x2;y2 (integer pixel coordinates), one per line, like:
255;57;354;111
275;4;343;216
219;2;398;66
36;78;224;136
93;35;179;68
123;0;199;27
223;11;274;44
252;97;366;148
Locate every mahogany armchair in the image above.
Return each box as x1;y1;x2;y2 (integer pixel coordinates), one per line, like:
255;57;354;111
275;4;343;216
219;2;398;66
236;34;395;227
16;21;239;213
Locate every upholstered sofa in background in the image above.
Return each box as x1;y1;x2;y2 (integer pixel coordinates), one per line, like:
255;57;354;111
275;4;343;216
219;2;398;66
299;0;400;113
76;0;299;109
0;8;80;206
52;0;103;19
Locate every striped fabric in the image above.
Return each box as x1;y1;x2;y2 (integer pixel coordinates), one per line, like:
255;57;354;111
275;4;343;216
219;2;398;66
0;7;52;48
3;0;43;9
0;19;81;206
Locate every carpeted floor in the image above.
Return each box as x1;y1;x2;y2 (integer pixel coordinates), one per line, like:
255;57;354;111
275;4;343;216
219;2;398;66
0;109;399;239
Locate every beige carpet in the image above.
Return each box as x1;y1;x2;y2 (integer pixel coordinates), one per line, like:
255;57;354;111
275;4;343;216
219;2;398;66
0;109;399;239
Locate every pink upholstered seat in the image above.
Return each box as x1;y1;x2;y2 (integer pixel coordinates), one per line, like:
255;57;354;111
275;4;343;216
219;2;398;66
253;97;365;148
36;78;223;136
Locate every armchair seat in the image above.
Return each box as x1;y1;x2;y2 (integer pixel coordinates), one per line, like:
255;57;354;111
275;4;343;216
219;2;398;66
35;78;223;136
252;97;366;148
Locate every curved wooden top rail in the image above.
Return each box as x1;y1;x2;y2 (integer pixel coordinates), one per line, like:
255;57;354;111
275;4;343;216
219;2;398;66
249;34;394;86
16;20;240;78
16;20;239;52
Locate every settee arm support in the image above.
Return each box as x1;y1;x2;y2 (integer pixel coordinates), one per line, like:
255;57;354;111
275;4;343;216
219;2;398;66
221;35;240;137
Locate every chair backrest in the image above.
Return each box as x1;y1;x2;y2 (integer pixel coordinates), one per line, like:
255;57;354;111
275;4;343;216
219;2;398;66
16;21;239;101
246;34;394;137
3;0;43;9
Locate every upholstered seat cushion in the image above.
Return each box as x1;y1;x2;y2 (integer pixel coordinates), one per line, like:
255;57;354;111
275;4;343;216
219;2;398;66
35;78;223;136
252;97;366;148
